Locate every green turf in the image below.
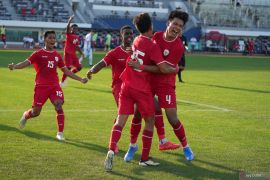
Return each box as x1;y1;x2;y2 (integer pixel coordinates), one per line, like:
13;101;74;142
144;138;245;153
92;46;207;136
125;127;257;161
0;50;269;179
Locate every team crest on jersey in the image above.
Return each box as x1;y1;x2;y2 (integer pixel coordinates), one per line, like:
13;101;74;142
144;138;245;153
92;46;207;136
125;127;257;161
55;57;59;62
163;49;170;56
73;39;78;44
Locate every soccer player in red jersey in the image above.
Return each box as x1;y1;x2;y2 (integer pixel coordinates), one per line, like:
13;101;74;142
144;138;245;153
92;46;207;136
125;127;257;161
86;25;133;106
128;10;194;161
60;15;85;86
104;13;179;171
8;30;88;141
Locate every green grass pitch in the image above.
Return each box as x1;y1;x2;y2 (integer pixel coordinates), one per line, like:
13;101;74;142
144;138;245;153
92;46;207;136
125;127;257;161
0;49;269;179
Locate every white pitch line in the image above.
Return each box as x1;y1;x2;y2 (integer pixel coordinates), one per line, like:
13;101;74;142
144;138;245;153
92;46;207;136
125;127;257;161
177;99;233;112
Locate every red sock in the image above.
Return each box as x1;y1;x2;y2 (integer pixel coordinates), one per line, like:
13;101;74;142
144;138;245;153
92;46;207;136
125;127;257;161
109;125;122;152
155;112;165;141
172;120;187;147
24;109;33;120
130;117;142;144
56;109;64;132
141;130;153;161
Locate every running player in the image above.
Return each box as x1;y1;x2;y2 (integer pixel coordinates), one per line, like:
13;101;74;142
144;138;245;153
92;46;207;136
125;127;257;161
8;30;88;141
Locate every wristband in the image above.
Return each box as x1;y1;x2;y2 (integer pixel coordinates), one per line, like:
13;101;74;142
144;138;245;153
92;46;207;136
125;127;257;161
139;65;145;71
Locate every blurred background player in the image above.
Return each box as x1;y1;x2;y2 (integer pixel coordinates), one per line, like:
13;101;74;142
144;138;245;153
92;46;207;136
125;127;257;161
60;15;85;87
81;30;93;66
91;31;98;51
1;25;7;48
128;10;194;161
104;32;112;51
178;32;188;83
104;13;178;171
8;30;88;141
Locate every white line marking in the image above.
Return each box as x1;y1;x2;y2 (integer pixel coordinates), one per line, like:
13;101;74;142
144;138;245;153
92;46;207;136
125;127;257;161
177;99;233;112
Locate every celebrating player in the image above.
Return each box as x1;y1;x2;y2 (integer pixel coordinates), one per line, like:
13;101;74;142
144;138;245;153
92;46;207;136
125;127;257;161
60;15;85;86
87;25;179;154
104;13;179;171
128;10;194;161
8;30;88;141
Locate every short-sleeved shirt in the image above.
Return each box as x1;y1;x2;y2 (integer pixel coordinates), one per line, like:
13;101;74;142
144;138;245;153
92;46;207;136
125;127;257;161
121;35;164;93
103;46;129;87
64;33;80;55
27;48;65;86
151;32;184;87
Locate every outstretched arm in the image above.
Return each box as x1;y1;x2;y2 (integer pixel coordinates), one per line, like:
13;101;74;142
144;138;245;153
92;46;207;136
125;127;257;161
86;60;106;79
61;67;88;83
8;60;31;70
66;15;74;34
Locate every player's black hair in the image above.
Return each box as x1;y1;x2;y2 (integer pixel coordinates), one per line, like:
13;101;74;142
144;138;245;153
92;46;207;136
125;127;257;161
168;10;189;25
133;13;152;33
120;25;132;34
44;30;55;38
71;24;78;28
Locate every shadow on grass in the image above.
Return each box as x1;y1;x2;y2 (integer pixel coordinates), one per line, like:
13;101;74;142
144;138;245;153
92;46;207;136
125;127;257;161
189;82;270;94
0;124;238;179
0;124;58;142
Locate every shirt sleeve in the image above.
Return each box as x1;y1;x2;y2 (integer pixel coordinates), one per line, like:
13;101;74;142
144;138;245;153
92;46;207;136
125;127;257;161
57;54;65;68
103;50;114;66
27;51;39;64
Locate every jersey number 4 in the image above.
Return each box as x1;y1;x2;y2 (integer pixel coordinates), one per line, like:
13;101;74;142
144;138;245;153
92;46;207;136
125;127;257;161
166;95;171;104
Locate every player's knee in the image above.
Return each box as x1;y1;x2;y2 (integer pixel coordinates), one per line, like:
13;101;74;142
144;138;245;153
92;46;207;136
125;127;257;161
32;109;41;117
54;101;64;111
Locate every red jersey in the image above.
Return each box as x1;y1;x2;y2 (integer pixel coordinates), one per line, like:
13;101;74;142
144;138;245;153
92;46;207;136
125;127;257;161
64;33;80;54
27;48;65;86
151;32;184;86
103;46;130;87
121;35;164;92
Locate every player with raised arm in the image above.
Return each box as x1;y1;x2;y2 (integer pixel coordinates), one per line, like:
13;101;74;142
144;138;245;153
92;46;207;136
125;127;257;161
8;30;88;141
104;13;179;171
60;15;85;86
128;10;194;161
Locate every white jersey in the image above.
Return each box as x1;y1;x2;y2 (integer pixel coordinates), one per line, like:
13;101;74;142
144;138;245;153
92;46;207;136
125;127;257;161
84;33;92;50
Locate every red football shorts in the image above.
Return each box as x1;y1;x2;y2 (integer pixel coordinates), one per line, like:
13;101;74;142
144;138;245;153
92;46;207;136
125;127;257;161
32;85;64;107
1;34;6;41
152;85;177;108
64;52;80;68
112;83;122;107
118;85;155;117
